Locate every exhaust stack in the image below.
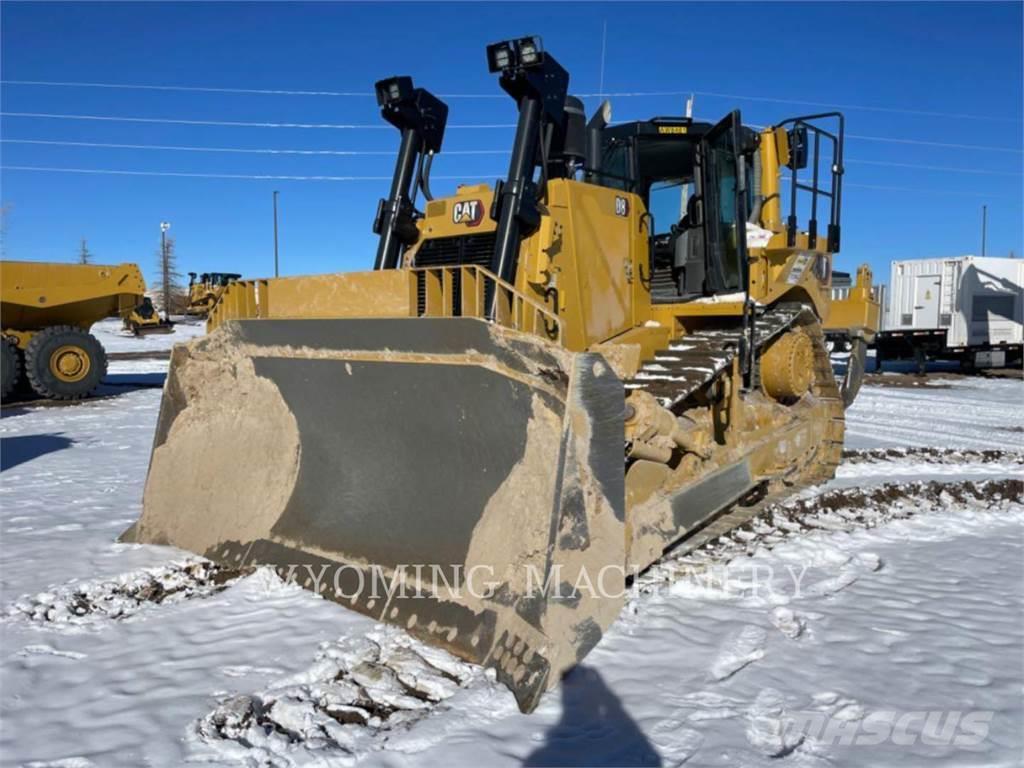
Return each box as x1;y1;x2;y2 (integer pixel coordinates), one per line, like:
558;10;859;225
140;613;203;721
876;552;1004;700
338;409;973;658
584;100;611;183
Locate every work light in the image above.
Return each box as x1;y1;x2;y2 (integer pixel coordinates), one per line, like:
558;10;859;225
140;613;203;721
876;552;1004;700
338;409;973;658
517;37;541;66
375;76;414;107
487;41;515;72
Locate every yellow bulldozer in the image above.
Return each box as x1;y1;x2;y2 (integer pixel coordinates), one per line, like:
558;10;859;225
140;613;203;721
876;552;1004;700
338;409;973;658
185;271;241;317
1;260;152;400
126;38;879;712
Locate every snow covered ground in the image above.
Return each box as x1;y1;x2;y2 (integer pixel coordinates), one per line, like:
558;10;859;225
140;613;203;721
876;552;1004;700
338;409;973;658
90;316;207;354
846;377;1023;452
0;330;1021;767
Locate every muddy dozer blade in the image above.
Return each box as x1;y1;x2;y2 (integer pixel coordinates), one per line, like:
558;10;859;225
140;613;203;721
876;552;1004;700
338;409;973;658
125;318;625;712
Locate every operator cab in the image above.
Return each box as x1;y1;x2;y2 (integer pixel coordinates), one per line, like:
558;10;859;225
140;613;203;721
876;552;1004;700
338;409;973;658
595;113;759;303
209;272;242;287
190;272;242;288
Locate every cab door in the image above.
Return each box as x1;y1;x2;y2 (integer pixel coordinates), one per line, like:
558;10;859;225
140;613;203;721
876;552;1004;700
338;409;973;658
700;111;749;295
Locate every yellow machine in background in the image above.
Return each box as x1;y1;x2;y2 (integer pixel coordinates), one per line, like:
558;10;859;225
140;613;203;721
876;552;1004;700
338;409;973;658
185;271;241;317
128;38;879;712
1;261;148;399
123;296;175;336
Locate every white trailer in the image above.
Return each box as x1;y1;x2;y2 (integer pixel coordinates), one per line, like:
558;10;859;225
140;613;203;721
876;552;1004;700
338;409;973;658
874;255;1023;371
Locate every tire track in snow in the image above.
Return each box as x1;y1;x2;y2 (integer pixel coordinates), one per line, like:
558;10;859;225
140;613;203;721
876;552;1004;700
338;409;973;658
189;477;1023;765
644;477;1024;586
847;382;1024;451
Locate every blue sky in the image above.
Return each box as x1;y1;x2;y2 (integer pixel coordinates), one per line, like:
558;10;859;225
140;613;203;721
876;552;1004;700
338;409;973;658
1;1;1021;288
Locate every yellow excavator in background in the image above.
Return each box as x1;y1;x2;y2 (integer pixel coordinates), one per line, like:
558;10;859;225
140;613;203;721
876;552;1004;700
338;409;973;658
185;271;241;317
126;37;879;712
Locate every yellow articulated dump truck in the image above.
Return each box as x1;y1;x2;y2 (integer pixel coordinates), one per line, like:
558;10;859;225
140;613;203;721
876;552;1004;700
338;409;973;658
126;38;879;712
1;261;147;400
185;272;242;317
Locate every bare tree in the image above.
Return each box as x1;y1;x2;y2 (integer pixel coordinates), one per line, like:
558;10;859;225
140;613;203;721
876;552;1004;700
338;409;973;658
153;235;186;321
78;238;92;264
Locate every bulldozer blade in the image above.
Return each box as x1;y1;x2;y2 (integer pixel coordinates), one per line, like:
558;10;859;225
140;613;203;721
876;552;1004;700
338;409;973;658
133;324;176;336
840;337;867;408
125;318;626;712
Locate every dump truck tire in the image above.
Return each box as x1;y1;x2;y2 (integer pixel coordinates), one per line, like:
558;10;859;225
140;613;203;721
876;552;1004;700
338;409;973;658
1;337;22;401
24;326;107;400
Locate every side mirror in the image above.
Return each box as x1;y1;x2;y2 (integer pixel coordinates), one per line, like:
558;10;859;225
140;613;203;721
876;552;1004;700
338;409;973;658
787;125;809;170
686;192;703;228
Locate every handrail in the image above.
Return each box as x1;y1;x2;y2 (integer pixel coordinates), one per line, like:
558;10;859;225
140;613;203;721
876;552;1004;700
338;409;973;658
411;264;561;342
775;112;845;253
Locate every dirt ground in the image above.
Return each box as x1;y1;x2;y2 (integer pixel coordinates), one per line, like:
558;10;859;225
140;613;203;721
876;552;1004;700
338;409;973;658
863;366;1023;389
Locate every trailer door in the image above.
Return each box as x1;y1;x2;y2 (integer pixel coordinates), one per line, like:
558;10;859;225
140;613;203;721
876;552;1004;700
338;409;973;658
914;274;941;328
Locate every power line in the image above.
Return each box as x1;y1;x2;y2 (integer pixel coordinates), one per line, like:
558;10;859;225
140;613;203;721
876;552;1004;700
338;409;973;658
0;165;395;180
846;133;1023;153
0;111;389;130
2;79;369;97
3;137;1018;177
0;165;498;181
0;79;504;99
2;165;1013;197
678;89;1021;123
4;111;1021;153
0;138;507;156
4;78;1020;122
842;182;1007;198
0;111;517;130
844;158;1021;177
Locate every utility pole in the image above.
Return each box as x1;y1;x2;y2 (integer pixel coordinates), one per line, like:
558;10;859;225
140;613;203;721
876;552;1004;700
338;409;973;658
273;190;280;277
160;221;171;322
981;205;987;257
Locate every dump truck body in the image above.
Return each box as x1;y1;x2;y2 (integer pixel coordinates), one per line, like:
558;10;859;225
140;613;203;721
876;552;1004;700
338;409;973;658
1;260;149;400
1;260;145;336
128;39;879;712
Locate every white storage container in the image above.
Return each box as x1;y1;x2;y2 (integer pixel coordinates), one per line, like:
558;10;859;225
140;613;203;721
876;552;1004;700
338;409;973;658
886;255;1023;350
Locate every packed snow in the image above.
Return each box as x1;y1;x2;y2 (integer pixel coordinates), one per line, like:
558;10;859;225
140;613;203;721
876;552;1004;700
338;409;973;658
0;327;1021;767
90;316;207;354
845;377;1024;452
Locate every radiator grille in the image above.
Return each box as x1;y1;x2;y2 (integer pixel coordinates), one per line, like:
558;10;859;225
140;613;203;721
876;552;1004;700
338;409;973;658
413;233;496;315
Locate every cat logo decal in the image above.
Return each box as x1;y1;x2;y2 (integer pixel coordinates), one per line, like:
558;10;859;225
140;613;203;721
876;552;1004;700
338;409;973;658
452;199;485;227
